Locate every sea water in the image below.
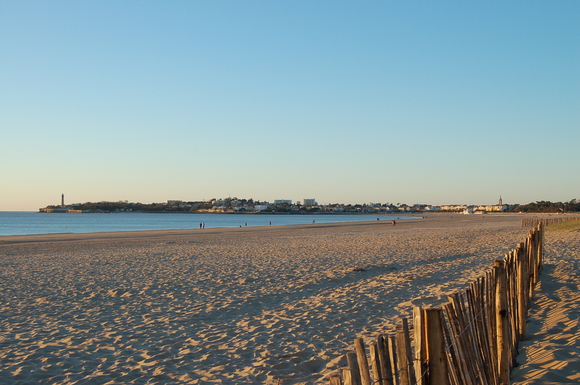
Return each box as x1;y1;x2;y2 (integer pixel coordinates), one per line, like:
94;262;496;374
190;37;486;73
0;212;415;237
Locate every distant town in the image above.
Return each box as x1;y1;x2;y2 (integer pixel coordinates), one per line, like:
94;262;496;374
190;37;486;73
39;195;579;214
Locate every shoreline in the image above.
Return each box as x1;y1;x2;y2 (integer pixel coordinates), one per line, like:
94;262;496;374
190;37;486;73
1;211;564;240
0;219;409;244
0;212;421;239
0;213;529;244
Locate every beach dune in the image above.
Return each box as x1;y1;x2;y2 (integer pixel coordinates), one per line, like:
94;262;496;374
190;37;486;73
1;214;575;384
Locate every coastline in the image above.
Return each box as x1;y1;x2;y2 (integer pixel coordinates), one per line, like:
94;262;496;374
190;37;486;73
1;213;576;384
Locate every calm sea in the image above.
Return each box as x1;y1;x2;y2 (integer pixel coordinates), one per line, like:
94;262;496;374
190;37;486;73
0;212;414;237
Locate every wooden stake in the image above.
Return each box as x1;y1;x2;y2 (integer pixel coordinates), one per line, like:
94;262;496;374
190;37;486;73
346;352;362;385
396;319;416;385
414;306;427;385
388;335;399;385
355;338;372;385
369;342;382;385
425;307;450;385
377;335;395;385
493;260;510;385
516;249;527;341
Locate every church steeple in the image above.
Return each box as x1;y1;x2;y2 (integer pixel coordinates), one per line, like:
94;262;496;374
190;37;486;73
498;195;503;206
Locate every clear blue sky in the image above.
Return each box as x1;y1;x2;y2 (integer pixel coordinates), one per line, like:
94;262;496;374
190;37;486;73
1;1;578;211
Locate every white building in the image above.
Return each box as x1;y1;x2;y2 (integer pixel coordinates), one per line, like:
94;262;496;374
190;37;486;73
441;204;467;212
274;200;292;205
303;198;317;206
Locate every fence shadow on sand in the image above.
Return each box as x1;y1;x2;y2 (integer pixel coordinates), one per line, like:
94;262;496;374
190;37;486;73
328;223;544;385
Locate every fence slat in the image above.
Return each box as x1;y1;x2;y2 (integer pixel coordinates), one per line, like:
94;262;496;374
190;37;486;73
413;306;427;385
494;260;510;385
377;334;395;385
425;308;450;385
354;338;372;385
369;342;382;385
396;319;416;385
388;335;399;385
346;352;362;385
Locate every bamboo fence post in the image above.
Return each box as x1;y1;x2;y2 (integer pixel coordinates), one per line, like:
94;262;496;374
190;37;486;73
425;307;450;385
354;338;372;385
493;260;510;385
346;352;362;385
414;306;427;385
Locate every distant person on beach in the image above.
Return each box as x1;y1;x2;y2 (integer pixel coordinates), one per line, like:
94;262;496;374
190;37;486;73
199;223;202;229
392;220;396;226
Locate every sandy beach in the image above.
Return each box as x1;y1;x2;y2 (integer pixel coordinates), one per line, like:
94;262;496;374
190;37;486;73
510;223;580;384
1;214;577;384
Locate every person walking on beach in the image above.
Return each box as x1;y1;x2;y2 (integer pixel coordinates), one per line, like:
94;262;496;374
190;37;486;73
392;220;396;226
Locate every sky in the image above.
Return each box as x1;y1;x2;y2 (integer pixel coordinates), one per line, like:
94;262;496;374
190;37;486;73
1;1;578;211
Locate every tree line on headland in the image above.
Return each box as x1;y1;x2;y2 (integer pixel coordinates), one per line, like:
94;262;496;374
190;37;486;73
39;198;580;214
514;199;580;213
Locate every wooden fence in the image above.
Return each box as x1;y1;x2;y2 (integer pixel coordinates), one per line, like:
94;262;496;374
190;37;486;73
329;223;544;385
521;216;578;228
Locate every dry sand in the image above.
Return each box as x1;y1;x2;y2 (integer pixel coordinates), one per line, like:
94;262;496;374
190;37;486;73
510;225;580;384
0;214;576;384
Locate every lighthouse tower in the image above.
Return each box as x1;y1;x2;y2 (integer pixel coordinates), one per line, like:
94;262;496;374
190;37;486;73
61;194;65;207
